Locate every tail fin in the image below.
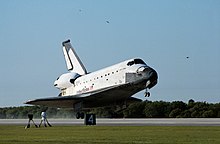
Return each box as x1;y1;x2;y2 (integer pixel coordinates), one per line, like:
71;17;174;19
62;40;87;75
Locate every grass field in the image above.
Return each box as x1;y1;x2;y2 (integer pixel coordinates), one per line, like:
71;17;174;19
0;125;220;144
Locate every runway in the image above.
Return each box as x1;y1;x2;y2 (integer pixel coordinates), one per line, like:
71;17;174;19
0;118;220;126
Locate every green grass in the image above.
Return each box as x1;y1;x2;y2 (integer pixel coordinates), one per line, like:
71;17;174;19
0;125;220;144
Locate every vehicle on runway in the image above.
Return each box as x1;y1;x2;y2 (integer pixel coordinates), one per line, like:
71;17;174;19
25;39;158;119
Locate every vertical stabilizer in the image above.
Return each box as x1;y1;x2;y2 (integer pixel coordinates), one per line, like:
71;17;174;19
62;40;87;75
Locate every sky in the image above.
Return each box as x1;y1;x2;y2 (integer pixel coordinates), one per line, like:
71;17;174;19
0;0;219;107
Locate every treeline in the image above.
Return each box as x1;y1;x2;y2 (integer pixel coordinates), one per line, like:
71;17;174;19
123;99;220;118
0;99;220;119
92;99;220;118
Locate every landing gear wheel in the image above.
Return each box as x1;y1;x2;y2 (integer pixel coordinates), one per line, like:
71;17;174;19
80;112;85;119
144;92;150;97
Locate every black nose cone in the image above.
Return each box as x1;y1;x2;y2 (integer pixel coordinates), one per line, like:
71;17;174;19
148;68;158;89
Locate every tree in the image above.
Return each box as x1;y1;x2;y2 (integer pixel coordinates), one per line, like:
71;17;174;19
170;101;187;111
123;102;146;118
189;102;210;117
181;110;191;118
202;110;214;118
5;107;19;119
188;99;195;109
211;103;220;117
144;101;171;118
169;108;182;118
0;108;6;119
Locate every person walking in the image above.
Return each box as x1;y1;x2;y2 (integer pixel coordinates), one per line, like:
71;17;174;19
39;111;52;127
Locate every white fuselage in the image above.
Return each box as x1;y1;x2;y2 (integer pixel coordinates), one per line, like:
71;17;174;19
55;58;148;97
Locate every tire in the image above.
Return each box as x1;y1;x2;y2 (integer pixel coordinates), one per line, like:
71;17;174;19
80;112;85;119
76;112;81;119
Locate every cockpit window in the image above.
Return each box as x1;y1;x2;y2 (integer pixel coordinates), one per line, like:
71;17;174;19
127;59;146;66
127;61;135;66
134;59;146;65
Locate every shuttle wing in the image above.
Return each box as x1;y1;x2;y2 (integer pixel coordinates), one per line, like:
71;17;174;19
25;95;82;108
62;40;87;75
25;84;142;109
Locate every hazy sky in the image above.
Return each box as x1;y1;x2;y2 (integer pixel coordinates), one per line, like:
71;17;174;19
0;0;219;107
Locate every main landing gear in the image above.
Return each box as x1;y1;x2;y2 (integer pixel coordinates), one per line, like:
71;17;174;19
76;112;85;119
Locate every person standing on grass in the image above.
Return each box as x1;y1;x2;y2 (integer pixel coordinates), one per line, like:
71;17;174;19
39;110;52;127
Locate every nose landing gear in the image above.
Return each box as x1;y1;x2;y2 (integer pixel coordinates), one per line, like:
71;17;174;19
144;89;150;97
144;80;151;97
